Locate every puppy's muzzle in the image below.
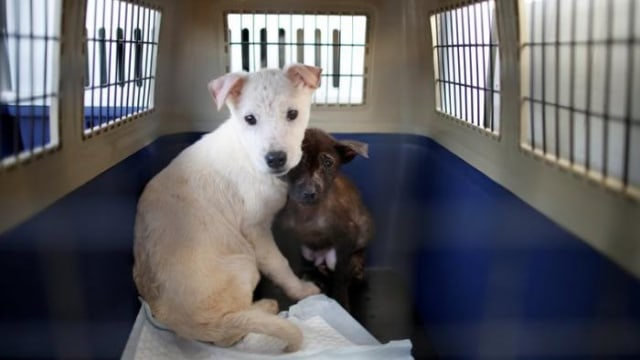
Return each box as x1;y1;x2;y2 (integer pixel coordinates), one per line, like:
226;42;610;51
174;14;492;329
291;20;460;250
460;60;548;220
265;151;287;171
302;190;317;202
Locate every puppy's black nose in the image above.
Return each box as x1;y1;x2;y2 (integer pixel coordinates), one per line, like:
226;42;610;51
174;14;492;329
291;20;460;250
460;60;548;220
265;151;287;169
302;190;317;201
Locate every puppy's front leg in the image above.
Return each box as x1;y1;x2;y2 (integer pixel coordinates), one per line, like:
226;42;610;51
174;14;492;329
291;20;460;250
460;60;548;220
248;226;320;301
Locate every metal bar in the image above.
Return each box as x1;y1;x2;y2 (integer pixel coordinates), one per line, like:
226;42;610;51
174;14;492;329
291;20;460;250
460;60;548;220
136;4;147;112
228;41;366;47
140;6;149;110
569;0;576;165
89;0;99;130
433;13;441;112
241;29;249;71
529;0;536;149
29;0;34;152
447;10;455;115
518;39;638;47
116;27;124;86
435;13;445;113
454;7;462;120
438;78;498;92
134;6;143;89
251;12;256;71
1;33;60;40
541;0;547;153
150;10;158;109
464;4;473;125
86;75;154;89
278;16;284;68
125;1;136;116
296;29;303;62
97;0;109;126
488;1;496;131
0;0;10;106
13;0;20;156
84;26;89;87
98;28;106;79
1;93;60;102
474;4;481;128
522;97;639;125
333;29;340;88
239;12;246;71
43;0;50;147
585;0;595;171
348;14;353;105
602;0;614;179
277;15;281;68
134;28;142;87
314;29;320;67
622;0;636;187
143;8;154;109
554;0;560;159
289;12;293;65
313;14;319;104
110;0;122;125
325;14;330;105
479;2;487;127
336;16;342;103
432;43;500;48
259;28;266;68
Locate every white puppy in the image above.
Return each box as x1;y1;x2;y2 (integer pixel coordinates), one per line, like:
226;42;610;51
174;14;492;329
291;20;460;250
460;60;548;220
133;64;322;352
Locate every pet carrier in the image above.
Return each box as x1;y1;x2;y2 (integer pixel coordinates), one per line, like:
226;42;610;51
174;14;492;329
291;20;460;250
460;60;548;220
0;0;639;358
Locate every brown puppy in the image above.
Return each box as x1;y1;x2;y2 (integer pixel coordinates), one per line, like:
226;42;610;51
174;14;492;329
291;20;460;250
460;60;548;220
274;128;373;310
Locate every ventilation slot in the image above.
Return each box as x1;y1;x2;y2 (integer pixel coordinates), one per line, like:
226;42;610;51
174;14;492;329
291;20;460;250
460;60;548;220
520;0;640;197
84;0;161;135
430;1;500;133
226;13;368;105
0;0;62;169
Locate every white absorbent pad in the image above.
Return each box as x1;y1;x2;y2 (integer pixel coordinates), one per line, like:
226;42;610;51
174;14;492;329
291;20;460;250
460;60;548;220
121;294;413;359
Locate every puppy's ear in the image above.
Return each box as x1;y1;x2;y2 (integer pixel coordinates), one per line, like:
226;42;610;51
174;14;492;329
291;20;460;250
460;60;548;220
284;64;322;89
208;72;246;110
335;140;369;164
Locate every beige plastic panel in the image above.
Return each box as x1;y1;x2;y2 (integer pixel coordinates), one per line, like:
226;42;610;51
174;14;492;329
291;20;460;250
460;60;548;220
157;0;428;136
0;0;638;279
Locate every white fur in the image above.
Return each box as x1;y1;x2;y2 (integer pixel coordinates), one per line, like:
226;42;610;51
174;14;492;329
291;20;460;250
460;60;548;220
301;246;337;271
133;65;322;352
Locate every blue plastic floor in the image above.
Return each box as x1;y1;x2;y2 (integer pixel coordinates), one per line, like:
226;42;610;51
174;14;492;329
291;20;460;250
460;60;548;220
0;132;638;359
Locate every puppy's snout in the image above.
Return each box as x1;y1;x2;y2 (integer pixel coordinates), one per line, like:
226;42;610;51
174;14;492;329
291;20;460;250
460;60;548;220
265;151;287;170
302;190;317;202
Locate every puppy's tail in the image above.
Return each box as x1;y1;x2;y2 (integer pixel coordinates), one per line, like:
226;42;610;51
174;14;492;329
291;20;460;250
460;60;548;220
215;308;303;352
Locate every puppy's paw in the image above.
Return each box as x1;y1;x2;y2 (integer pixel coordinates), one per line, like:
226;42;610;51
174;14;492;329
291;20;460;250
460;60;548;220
284;327;303;353
289;280;321;301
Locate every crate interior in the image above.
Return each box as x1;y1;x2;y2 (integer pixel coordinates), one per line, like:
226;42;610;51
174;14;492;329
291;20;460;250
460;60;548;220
1;0;639;359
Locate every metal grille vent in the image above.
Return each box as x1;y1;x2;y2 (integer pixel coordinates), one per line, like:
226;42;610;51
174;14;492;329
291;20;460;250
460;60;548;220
225;13;368;105
84;0;161;135
521;0;640;197
430;1;500;133
0;0;62;168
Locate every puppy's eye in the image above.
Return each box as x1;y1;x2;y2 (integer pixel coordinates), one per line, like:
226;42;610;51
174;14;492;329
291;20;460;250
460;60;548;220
244;114;257;126
321;154;334;168
286;109;298;121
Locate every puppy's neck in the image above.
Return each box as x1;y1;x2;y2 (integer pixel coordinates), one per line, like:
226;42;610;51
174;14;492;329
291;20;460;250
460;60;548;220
286;197;323;219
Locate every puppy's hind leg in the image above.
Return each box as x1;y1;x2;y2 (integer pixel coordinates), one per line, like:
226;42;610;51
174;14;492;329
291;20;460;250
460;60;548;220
217;307;304;352
330;244;357;311
252;298;279;314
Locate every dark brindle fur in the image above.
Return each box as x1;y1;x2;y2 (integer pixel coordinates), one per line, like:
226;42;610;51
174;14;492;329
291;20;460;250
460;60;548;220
274;128;373;310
